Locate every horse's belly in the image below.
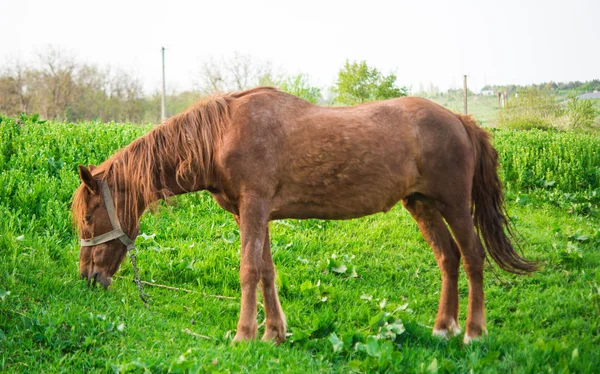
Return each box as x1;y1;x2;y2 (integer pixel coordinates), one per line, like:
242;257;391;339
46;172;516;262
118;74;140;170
270;180;407;220
271;204;396;220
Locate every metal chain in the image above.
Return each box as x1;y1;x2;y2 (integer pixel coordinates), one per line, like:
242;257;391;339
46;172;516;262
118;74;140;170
128;247;150;310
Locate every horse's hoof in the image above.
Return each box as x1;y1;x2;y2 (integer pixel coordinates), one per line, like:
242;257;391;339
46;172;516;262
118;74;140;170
231;324;258;344
432;319;461;339
231;333;253;344
463;333;479;344
261;324;287;344
463;327;488;344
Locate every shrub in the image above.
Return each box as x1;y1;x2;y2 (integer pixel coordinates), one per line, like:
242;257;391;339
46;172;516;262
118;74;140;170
566;93;598;129
497;88;562;130
497;88;600;131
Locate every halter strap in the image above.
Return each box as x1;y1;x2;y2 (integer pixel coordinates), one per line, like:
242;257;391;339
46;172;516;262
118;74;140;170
79;180;135;251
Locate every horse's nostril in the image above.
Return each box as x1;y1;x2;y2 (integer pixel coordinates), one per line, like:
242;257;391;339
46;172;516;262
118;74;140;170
87;272;99;287
92;272;99;287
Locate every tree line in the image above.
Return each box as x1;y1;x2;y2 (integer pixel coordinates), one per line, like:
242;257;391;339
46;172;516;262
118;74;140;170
0;48;150;123
482;80;600;95
0;49;409;123
4;47;595;124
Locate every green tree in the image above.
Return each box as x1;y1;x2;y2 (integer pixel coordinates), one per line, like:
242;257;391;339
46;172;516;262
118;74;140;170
278;74;321;104
333;60;407;105
259;72;322;104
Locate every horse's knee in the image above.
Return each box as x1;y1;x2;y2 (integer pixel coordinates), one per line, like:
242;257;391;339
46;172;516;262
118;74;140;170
240;265;260;285
260;269;276;287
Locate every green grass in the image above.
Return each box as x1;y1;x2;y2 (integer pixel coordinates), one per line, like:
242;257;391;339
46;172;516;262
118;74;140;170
1;116;599;373
424;95;501;126
493;129;600;192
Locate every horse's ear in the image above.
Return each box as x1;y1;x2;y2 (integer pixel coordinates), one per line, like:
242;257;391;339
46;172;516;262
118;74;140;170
78;164;98;194
88;164;96;172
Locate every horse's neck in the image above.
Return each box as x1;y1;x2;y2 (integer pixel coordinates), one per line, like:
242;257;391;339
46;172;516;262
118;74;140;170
149;152;212;198
157;168;207;196
112;111;221;209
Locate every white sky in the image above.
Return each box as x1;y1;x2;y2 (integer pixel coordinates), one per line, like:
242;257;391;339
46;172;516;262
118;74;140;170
2;0;598;94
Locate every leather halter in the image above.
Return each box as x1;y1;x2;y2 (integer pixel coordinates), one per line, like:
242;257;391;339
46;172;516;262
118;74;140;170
79;181;135;251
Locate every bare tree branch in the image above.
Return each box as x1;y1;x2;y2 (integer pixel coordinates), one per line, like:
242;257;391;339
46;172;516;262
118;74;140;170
196;52;272;94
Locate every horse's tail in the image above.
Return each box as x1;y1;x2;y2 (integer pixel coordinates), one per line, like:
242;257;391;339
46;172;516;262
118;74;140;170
457;114;538;274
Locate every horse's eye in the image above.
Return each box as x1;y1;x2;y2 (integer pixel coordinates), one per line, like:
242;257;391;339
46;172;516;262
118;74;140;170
85;215;92;223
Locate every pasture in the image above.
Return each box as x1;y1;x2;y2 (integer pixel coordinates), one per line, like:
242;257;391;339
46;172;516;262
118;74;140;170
426;95;501;126
1;114;599;373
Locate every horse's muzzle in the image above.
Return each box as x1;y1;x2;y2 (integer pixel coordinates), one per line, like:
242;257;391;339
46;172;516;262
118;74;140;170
83;271;113;289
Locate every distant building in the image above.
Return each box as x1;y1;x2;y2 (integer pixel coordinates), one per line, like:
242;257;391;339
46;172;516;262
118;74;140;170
480;89;495;96
578;91;600;99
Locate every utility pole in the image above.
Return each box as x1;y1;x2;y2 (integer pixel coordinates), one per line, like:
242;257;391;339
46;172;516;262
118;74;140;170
463;75;468;114
161;47;167;121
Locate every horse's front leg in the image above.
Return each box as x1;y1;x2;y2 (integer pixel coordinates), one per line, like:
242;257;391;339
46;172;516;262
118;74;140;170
260;227;287;343
232;200;269;342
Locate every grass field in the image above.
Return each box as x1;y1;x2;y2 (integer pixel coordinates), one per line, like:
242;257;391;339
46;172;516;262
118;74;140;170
425;95;501;126
1;115;599;373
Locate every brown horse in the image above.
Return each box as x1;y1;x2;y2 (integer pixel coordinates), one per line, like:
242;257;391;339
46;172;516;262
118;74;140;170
72;87;536;344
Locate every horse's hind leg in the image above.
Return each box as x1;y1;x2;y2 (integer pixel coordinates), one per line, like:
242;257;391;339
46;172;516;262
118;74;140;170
402;195;461;337
437;201;487;344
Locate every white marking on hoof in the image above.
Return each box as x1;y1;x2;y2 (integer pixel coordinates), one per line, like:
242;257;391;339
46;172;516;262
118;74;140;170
463;328;487;344
448;320;461;336
463;333;477;344
432;320;461;338
432;328;448;338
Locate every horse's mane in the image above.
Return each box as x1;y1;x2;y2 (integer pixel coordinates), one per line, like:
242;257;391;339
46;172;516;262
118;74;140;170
73;86;277;231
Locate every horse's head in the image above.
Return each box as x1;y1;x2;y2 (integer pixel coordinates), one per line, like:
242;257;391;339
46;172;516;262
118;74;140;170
74;164;138;289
